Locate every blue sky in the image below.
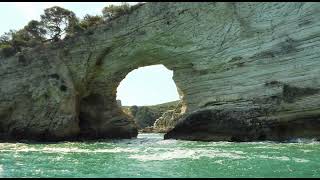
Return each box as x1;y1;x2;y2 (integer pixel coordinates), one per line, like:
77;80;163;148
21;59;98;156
0;2;180;106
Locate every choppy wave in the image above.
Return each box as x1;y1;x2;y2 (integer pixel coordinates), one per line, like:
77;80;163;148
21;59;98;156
285;138;319;144
301;149;313;153
256;155;290;161
252;155;311;163
0;146;138;154
155;139;177;145
292;158;310;163
129;148;245;161
43;147;138;153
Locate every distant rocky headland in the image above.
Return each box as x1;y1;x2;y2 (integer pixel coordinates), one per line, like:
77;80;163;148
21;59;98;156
121;100;182;133
0;2;320;142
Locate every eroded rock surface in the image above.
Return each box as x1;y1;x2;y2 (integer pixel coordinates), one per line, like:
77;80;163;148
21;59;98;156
164;106;320;142
0;2;320;141
121;101;180;130
153;101;184;132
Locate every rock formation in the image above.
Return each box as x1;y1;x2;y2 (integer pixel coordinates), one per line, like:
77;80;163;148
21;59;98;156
153;101;184;132
121;101;180;130
0;2;320;141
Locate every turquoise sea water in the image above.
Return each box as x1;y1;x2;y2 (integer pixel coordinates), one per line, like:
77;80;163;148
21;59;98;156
0;133;319;178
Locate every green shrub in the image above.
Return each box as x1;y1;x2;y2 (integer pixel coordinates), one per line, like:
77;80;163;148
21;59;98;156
0;3;147;58
79;14;104;29
102;3;131;20
0;44;16;58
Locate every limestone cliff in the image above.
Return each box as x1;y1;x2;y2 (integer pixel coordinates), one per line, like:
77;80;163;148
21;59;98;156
121;101;180;130
0;2;320;141
153;101;184;132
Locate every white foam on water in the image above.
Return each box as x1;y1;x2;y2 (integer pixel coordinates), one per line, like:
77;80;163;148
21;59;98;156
252;145;284;150
0;165;3;177
93;147;139;153
0;145;138;154
0;143;29;151
128;148;245;161
273;156;290;161
301;149;313;153
42;147;83;153
202;151;245;160
196;142;232;147
292;157;310;163
257;155;310;163
42;147;138;153
229;150;246;155
156;139;177;145
287;138;319;144
0;147;38;152
214;160;224;165
129;149;196;161
257;155;290;161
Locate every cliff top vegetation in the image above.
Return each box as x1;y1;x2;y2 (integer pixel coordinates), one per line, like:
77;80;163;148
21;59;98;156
0;2;145;58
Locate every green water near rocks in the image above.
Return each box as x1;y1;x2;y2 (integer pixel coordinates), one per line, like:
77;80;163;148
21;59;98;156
0;133;319;178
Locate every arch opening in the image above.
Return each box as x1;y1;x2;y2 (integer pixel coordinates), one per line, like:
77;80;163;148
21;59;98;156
116;64;180;106
115;64;184;131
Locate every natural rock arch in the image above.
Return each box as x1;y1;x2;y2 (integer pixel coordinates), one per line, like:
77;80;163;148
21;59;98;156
78;62;187;139
0;2;320;141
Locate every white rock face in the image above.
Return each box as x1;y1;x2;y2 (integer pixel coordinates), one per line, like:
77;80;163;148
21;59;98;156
0;2;320;141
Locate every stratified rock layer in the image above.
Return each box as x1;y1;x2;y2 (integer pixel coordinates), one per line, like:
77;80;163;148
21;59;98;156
0;2;320;141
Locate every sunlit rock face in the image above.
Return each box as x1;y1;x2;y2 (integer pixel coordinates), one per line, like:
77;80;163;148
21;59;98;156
153;101;184;132
0;2;320;141
121;101;181;131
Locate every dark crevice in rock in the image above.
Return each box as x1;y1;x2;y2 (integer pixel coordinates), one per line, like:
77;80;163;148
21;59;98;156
78;94;104;138
95;46;112;66
18;54;28;66
282;84;319;103
0;106;14;134
264;80;282;87
60;85;67;92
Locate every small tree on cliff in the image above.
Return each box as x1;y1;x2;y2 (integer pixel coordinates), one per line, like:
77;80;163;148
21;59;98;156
79;14;104;29
24;20;47;42
0;20;47;58
0;33;10;45
10;29;31;51
40;6;78;41
0;29;32;56
102;2;131;20
0;32;16;57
